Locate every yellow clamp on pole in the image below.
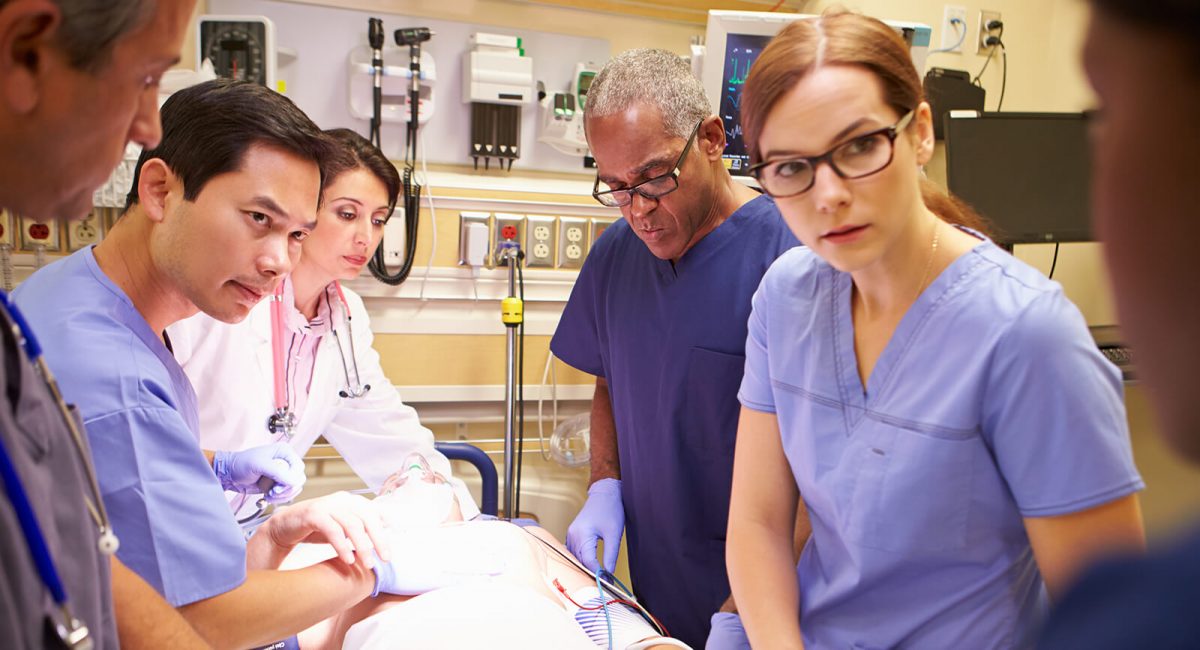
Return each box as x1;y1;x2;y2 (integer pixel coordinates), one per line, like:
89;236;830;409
501;296;524;326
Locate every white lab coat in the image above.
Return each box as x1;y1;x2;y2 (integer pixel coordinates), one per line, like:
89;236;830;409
167;284;480;520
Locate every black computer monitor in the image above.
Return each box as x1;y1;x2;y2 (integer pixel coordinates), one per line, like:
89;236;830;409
945;112;1091;244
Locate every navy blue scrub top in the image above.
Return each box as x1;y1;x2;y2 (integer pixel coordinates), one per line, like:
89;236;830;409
551;194;798;646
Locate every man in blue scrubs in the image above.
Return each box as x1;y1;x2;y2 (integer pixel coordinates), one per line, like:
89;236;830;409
14;79;410;648
551;48;798;647
1038;1;1200;647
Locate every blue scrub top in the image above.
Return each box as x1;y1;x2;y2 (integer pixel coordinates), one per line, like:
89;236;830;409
14;248;247;607
552;194;799;646
739;235;1144;649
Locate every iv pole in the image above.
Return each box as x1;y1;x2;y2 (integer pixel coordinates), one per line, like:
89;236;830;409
496;227;522;519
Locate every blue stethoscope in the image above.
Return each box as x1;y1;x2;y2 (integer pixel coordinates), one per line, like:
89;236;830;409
0;290;118;649
265;280;370;440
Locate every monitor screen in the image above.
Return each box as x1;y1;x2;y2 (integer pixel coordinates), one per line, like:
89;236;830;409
701;11;931;177
718;33;772;174
945;112;1091;244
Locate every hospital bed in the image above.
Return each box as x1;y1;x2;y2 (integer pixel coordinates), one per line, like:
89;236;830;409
433;442;498;516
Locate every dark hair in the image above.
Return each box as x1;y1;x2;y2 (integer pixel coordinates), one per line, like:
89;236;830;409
126;79;335;210
742;11;992;236
1091;0;1200;34
322;128;401;214
0;0;157;72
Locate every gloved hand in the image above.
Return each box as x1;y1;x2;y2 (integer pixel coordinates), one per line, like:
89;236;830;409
706;612;751;650
213;442;306;504
566;478;624;574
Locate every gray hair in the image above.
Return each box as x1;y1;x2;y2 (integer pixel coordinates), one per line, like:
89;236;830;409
585;48;712;140
0;0;157;72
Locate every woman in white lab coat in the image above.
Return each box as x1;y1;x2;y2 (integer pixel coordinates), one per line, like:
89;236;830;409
168;128;478;520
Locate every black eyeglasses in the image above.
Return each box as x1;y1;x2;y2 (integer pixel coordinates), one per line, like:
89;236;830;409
748;110;916;198
592;120;703;208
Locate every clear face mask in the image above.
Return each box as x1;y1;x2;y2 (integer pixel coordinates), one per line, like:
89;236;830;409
374;453;456;528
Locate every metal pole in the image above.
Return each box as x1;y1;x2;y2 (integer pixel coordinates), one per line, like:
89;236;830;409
501;248;519;519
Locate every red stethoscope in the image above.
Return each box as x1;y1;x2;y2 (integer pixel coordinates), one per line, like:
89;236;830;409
266;280;370;439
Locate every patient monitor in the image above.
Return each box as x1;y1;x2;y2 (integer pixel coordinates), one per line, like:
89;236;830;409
698;10;932;175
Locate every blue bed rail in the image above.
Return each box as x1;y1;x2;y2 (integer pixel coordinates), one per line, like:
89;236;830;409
435;442;498;516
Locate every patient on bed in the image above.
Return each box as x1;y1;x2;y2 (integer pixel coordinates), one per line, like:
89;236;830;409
288;454;689;650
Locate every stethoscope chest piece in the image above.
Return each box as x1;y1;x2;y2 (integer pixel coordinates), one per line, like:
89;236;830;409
267;408;296;440
56;616;93;650
96;528;119;556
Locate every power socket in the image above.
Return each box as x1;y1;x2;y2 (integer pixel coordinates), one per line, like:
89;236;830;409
589;217;616;250
458;211;491;265
493;213;525;267
557;217;587;269
940;5;968;54
978;10;1002;54
20;216;61;251
0;209;13;247
524;215;555;268
67;212;104;251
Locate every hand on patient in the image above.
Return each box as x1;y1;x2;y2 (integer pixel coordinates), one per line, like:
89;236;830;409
264;492;392;570
213;442;306;504
567;477;625;573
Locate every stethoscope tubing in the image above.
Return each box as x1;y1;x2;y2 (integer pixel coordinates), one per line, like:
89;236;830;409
267;280;369;440
0;290;113;639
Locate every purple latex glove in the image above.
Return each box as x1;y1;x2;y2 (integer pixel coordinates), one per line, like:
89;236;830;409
706;612;751;650
566;478;624;574
213;442;306;504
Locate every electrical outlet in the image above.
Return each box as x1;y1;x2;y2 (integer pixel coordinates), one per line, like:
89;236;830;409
524;215;555;268
458;211;491;265
557;217;587;269
493;213;525;267
67;212;104;252
940;5;968;53
589;217;617;250
978;10;1002;54
20;216;60;251
0;209;13;247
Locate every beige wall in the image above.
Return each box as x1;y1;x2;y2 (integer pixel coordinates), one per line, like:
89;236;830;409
360;0;1118;394
277;0;702;55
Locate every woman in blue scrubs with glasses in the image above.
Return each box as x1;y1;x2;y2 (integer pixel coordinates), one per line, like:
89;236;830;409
725;12;1147;649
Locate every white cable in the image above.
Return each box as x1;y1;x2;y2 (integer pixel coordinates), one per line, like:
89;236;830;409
536;349;558;461
929;17;967;54
417;128;438;302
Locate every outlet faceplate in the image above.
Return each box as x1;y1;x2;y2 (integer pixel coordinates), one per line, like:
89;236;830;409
493;213;525;267
525;215;556;268
458;211;491;265
978;10;1001;54
67;212;104;252
557;217;587;269
589;217;616;250
940;5;968;53
20;216;60;251
0;209;13;247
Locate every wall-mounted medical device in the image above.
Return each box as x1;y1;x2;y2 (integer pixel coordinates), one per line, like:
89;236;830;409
699;10;932;176
348;47;436;125
536;63;598;159
463;32;534;171
198;15;277;89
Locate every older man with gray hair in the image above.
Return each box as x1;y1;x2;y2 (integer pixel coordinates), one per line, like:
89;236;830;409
0;0;209;647
550;48;798;647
